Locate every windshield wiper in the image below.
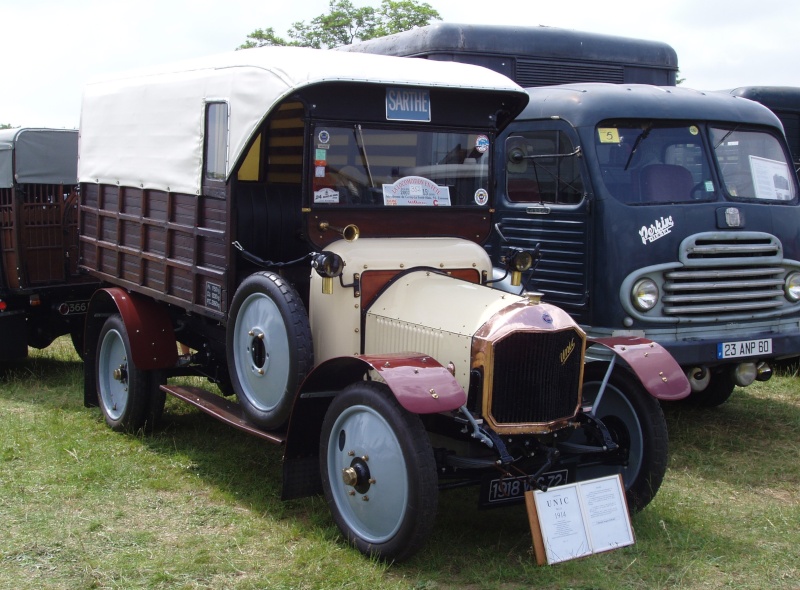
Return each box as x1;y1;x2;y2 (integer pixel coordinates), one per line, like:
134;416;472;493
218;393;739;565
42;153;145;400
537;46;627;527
353;125;375;188
713;125;740;150
623;124;653;170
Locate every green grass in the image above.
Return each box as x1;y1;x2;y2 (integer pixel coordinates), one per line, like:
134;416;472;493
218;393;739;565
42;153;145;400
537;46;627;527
1;338;798;589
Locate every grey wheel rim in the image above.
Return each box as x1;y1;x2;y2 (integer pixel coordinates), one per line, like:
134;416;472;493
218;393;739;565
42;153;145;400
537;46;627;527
326;404;409;543
232;292;291;412
582;384;644;486
98;328;129;421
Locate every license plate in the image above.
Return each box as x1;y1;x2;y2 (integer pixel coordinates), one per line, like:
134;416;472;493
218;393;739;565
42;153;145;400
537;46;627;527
717;338;772;359
482;469;569;506
57;300;89;315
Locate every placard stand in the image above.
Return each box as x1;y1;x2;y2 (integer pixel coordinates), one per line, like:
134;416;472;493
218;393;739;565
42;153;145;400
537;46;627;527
525;474;635;565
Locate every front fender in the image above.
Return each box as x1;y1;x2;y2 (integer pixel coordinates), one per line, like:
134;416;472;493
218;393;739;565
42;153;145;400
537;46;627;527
589;336;690;400
281;352;466;500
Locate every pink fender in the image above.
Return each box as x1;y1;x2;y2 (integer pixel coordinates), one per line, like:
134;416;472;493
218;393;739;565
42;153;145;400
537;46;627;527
298;352;467;414
90;288;178;370
282;352;466;499
589;336;691;401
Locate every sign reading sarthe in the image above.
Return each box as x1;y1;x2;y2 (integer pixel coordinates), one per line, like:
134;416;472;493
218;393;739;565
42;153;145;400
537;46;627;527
386;87;431;122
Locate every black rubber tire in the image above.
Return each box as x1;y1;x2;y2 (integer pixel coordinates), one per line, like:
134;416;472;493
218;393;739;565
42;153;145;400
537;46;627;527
686;369;735;407
320;382;438;562
226;272;312;430
70;328;86;361
575;363;669;512
95;315;152;432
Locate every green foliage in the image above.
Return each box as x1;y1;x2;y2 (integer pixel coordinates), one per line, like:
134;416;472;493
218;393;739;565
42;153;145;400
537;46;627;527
238;0;441;50
0;123;14;130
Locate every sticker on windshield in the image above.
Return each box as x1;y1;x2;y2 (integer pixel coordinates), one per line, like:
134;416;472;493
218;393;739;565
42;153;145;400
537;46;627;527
314;188;340;204
382;176;451;206
318;130;330;144
474;188;488;206
689;125;699;135
750;156;792;200
475;135;490;153
598;128;620;144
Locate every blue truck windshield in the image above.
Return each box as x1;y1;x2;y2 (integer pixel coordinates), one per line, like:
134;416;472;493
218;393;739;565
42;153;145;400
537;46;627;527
311;125;491;208
593;121;796;204
710;126;795;201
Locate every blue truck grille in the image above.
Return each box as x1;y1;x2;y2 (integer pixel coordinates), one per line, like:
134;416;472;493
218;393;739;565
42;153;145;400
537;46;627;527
662;233;787;318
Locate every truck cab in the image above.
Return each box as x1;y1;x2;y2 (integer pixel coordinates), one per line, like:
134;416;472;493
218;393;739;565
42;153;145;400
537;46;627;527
490;83;800;406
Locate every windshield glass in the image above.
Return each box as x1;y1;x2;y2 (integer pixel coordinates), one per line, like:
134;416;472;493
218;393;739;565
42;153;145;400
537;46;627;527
593;120;714;204
710;127;795;201
310;125;491;208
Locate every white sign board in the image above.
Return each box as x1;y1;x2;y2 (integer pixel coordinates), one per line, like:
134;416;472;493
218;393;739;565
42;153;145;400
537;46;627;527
525;474;634;565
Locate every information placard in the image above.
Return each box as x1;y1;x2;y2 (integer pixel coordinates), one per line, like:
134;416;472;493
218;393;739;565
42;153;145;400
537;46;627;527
525;474;634;565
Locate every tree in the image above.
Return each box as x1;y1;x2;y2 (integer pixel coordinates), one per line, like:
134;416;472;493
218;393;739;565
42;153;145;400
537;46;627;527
238;0;441;50
0;124;13;130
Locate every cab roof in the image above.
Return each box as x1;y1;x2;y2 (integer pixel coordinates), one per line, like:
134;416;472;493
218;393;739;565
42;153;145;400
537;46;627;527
514;83;784;130
79;45;527;195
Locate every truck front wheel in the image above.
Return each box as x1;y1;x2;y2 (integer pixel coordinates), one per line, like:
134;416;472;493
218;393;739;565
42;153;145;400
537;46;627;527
227;272;312;430
574;363;669;512
320;382;438;562
96;314;163;432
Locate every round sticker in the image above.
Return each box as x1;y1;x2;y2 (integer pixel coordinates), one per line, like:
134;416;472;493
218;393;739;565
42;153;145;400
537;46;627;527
475;135;490;153
689;125;699;136
318;130;330;144
474;188;488;206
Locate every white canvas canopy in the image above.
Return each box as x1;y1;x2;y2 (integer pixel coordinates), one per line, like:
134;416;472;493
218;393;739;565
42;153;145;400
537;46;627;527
0;128;78;189
78;45;525;196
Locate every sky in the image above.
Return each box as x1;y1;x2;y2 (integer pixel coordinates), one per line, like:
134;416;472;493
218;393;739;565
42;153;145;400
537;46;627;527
1;0;798;129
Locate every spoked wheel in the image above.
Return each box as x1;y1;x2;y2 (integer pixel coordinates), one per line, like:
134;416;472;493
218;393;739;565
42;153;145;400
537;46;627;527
320;382;438;562
96;314;163;432
226;272;312;430
571;363;669;511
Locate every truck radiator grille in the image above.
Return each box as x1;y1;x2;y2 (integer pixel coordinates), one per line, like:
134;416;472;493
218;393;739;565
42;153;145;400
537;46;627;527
662;233;786;317
489;328;582;425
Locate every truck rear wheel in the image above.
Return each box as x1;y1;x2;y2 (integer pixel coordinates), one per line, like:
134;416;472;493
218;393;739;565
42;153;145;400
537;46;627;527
227;272;312;430
574;363;669;512
320;382;438;562
96;314;163;432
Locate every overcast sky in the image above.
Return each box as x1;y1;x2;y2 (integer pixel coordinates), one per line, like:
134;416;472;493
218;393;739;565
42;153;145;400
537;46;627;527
2;0;798;128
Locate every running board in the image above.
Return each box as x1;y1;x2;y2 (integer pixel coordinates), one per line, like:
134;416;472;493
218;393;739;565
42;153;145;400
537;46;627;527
160;384;286;445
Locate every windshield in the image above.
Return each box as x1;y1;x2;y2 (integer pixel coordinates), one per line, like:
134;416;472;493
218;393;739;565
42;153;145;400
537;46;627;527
310;125;491;208
593;120;714;204
710;127;795;201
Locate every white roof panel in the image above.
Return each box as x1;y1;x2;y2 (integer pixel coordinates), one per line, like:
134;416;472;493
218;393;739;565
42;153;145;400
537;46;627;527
78;45;524;195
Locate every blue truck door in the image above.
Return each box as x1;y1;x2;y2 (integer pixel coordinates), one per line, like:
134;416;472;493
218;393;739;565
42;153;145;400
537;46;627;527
491;121;592;322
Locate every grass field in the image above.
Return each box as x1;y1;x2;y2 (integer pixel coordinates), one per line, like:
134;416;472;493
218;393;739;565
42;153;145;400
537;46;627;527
1;338;798;589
